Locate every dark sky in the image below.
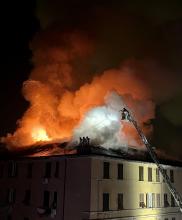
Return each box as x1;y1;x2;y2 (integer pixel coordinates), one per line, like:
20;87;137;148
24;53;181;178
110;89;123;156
1;0;182;158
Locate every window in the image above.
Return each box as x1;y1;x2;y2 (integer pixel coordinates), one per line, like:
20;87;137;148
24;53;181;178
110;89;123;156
52;192;57;209
156;194;160;207
44;162;51;178
164;193;169;207
172;218;176;220
139;166;144;181
43;191;50;208
23;190;31;206
171;194;175;207
170;170;174;183
27;163;33;178
118;164;123;180
156;168;160;182
7;188;16;204
163;170;167;182
148;167;152;182
164;218;168;220
118;193;123;210
139;193;145;208
8;161;17;177
55;162;59;178
146;193;152;208
103;162;110;179
152;193;155;208
103;193;109;211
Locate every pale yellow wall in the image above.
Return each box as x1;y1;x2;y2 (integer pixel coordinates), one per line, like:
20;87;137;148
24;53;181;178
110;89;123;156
90;156;182;220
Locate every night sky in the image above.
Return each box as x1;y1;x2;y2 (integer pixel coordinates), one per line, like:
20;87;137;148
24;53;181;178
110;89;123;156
1;0;182;158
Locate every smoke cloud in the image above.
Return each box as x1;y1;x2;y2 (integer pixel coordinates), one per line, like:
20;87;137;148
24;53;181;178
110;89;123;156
2;1;182;158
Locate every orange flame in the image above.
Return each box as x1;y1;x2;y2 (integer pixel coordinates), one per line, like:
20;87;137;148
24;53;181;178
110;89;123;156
1;32;155;149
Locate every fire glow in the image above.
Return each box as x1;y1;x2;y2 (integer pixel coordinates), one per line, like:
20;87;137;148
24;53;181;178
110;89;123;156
31;127;51;142
1;32;155;150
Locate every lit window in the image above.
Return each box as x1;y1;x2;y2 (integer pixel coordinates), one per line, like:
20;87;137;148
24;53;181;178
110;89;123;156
139;193;145;208
152;193;155;208
103;193;109;211
156;168;160;182
148;168;152;182
118;164;123;180
139;166;144;181
118;193;123;210
156;194;160;207
103;162;110;179
146;193;152;208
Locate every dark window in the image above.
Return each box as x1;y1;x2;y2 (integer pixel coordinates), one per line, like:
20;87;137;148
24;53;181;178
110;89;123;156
103;193;109;211
156;168;160;182
172;218;176;220
163;170;167;182
55;162;59;178
23;190;31;206
0;164;4;178
27;163;33;178
8;161;17;177
7;188;16;204
171;194;175;207
52;192;57;208
148;167;152;182
164;194;169;207
43;191;50;208
139;166;144;181
170;170;174;183
103;162;110;179
44;162;51;178
118;164;123;180
118;193;123;210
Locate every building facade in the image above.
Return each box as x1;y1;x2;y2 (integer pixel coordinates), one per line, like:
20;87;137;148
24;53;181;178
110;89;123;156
0;149;182;220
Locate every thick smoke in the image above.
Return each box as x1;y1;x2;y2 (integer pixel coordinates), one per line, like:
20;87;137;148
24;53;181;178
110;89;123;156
1;31;155;149
4;1;182;155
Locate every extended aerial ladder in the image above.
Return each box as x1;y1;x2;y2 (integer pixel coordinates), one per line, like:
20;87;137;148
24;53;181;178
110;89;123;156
120;108;182;213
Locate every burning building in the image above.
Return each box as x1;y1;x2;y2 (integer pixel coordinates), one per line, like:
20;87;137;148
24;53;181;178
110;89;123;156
0;143;182;220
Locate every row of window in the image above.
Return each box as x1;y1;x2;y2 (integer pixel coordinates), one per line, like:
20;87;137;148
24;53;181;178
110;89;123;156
0;161;60;178
103;162;174;182
139;193;176;208
102;192;176;211
7;188;57;208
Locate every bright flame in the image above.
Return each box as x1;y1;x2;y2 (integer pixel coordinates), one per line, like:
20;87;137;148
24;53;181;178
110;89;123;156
31;127;51;142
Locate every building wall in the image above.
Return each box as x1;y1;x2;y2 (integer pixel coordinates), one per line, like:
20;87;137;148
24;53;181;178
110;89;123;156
0;155;182;220
0;156;91;220
90;156;182;220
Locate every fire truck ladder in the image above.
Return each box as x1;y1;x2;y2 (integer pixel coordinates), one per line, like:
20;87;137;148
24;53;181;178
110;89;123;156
120;108;182;213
